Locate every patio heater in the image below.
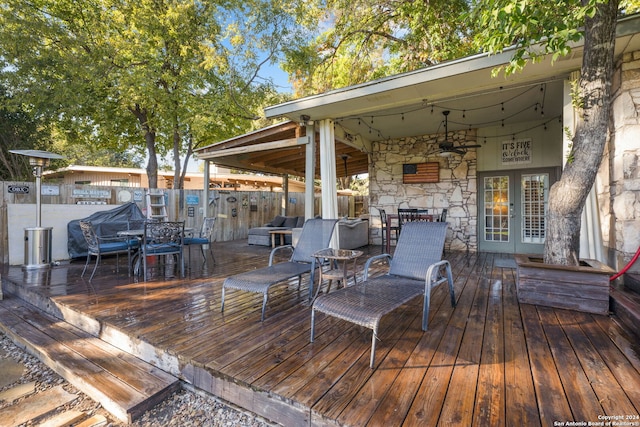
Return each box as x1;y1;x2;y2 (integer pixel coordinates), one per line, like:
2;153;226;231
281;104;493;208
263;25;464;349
9;149;64;269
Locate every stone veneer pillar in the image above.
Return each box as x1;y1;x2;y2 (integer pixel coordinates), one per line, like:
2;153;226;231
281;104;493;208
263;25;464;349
605;50;640;271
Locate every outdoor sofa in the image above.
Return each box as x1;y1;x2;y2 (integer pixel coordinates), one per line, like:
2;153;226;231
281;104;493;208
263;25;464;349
247;215;305;246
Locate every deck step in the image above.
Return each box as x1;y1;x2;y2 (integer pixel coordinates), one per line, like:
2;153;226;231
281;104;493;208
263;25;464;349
0;297;180;424
625;272;640;294
610;276;640;340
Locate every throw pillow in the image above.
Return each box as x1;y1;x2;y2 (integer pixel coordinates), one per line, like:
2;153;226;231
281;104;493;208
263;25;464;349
271;215;286;227
283;216;298;228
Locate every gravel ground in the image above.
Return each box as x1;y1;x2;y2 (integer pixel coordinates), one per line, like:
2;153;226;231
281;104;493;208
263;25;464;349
0;332;275;426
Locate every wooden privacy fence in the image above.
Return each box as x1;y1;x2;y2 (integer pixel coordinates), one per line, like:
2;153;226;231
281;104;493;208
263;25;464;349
0;181;368;263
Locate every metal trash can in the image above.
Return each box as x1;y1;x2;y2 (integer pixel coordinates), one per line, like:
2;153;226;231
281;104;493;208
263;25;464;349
24;227;52;269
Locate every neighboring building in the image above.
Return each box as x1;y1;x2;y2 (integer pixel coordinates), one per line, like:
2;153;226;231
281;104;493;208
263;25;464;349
44;165;310;192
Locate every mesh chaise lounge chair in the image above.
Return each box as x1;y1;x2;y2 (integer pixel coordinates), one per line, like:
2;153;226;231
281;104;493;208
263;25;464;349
221;218;338;321
311;221;456;368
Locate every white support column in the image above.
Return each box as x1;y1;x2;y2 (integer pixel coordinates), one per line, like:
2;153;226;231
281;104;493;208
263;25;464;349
203;160;210;218
305;124;315;220
283;174;289;215
319;119;338;220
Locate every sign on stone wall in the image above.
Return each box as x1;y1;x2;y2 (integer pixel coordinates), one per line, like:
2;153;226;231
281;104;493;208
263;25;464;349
501;138;532;165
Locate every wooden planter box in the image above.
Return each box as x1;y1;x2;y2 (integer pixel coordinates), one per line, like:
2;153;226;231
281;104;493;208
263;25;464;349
515;254;615;315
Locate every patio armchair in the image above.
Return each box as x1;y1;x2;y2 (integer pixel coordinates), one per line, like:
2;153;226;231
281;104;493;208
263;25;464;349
221;218;338;321
79;220;138;281
184;217;216;263
140;221;185;281
311;221;456;368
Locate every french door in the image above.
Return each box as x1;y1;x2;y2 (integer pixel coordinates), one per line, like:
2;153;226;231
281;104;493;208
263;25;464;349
478;168;557;254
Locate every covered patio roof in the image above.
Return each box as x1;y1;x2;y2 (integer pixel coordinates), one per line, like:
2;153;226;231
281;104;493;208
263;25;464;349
195;120;370;179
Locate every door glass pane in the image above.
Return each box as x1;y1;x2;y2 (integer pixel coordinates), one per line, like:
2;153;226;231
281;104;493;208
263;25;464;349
483;176;510;242
521;174;548;244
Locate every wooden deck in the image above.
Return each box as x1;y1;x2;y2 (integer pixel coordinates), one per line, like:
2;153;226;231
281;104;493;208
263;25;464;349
1;240;640;426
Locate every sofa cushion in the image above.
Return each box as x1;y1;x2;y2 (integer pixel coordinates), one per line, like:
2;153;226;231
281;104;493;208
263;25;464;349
283;216;298;228
296;216;305;228
338;218;369;249
271;215;286;227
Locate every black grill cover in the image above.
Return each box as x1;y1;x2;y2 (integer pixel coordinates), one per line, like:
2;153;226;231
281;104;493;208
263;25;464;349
67;202;145;258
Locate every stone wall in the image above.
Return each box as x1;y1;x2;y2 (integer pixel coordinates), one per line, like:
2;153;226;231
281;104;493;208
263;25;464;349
369;129;478;252
605;50;640;271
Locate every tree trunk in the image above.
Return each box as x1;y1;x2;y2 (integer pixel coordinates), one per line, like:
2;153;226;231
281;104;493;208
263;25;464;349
543;0;618;265
130;104;159;189
172;124;181;189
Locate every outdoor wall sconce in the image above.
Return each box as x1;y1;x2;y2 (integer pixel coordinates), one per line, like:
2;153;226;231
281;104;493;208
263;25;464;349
299;115;314;126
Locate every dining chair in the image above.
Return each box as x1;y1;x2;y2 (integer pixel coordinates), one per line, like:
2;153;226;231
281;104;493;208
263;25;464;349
140;221;185;281
79;220;138;281
378;209;399;253
397;208;418;233
439;208;448;223
184;217;216;263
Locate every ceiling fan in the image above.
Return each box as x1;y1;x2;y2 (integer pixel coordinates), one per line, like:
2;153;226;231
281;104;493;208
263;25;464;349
438;110;482;156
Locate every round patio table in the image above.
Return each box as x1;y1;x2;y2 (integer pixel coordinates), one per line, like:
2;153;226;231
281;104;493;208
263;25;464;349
312;248;363;301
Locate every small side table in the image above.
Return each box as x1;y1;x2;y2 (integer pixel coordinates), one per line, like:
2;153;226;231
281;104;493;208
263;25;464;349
269;229;292;248
313;248;363;301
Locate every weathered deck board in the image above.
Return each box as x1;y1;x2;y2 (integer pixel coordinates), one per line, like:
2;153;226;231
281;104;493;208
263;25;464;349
2;240;640;426
520;303;574;424
0;299;179;423
559;310;638;416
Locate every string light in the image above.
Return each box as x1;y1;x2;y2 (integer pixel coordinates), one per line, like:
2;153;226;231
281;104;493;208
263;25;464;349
332;82;555;141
